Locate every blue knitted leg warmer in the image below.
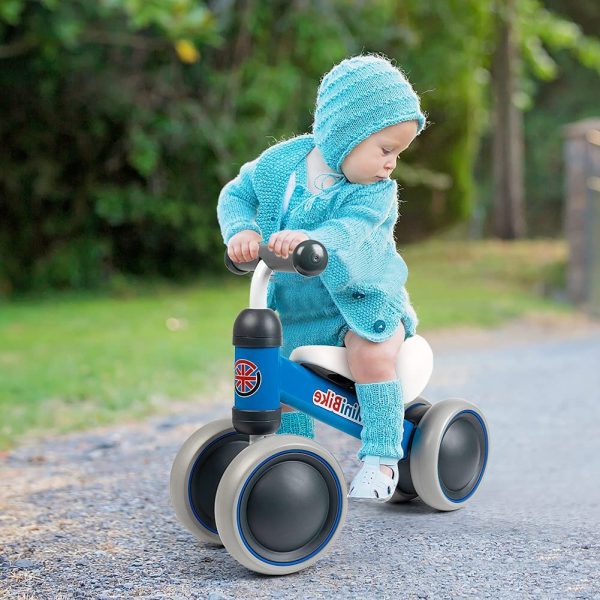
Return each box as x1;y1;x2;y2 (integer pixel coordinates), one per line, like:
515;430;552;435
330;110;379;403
355;379;404;462
276;410;315;439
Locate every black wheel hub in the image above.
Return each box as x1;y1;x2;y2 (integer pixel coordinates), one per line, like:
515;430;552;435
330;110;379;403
239;452;342;563
438;413;487;501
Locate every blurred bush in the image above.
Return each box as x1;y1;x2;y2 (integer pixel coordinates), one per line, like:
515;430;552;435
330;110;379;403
0;0;598;294
0;0;497;294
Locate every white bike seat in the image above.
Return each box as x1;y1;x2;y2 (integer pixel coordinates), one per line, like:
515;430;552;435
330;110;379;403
289;334;433;403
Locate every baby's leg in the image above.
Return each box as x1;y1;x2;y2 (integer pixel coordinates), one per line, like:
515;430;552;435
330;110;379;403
344;328;404;383
345;326;405;478
276;407;315;438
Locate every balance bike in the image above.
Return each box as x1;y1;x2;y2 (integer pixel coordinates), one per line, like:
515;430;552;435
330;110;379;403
170;241;490;575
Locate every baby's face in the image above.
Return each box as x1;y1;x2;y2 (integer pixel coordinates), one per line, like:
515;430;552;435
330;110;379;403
341;120;418;185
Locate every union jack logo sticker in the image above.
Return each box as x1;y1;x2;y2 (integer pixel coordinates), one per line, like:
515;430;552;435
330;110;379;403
234;358;262;397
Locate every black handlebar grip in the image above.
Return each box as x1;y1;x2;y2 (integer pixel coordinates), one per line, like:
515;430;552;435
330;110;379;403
224;240;328;277
292;240;328;276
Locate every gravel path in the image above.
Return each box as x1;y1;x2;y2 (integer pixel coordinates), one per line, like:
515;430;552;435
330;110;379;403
2;315;600;599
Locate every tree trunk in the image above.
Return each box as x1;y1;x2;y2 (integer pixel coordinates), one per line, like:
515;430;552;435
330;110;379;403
491;0;526;239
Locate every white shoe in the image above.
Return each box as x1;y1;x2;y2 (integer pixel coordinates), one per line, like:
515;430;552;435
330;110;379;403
347;455;399;502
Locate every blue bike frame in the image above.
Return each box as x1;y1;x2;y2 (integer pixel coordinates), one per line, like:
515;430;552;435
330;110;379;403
234;346;414;457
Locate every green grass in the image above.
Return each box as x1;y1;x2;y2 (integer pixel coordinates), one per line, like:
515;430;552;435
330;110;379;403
0;239;570;449
403;238;569;327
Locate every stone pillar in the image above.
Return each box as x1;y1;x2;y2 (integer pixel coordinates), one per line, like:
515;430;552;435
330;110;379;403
563;118;600;315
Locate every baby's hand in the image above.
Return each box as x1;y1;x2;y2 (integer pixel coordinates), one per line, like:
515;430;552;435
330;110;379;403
227;230;262;263
268;230;309;259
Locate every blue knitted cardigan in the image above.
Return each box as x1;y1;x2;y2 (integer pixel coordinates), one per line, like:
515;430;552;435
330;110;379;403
217;134;418;342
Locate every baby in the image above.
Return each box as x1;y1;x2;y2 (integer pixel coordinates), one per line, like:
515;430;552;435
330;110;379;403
217;54;426;502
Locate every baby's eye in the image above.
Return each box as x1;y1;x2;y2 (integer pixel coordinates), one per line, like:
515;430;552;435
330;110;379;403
382;148;392;155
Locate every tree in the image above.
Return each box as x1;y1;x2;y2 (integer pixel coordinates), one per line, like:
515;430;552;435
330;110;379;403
491;0;526;239
489;0;600;239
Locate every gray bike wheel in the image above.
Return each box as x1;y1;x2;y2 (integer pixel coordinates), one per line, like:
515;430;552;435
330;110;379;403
215;434;348;575
410;399;490;511
170;418;249;545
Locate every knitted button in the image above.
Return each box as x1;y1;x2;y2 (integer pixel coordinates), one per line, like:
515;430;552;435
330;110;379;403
352;291;365;299
373;320;386;333
270;217;276;222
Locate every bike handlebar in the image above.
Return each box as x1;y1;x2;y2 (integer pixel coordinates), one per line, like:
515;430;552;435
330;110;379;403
224;240;328;277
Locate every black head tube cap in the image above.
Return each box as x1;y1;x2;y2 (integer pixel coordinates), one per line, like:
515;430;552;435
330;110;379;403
233;308;282;347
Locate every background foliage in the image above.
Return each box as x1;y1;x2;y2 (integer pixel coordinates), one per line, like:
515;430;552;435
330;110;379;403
1;0;599;294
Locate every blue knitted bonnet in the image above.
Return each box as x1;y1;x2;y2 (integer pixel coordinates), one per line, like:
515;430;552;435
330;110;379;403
312;54;426;174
